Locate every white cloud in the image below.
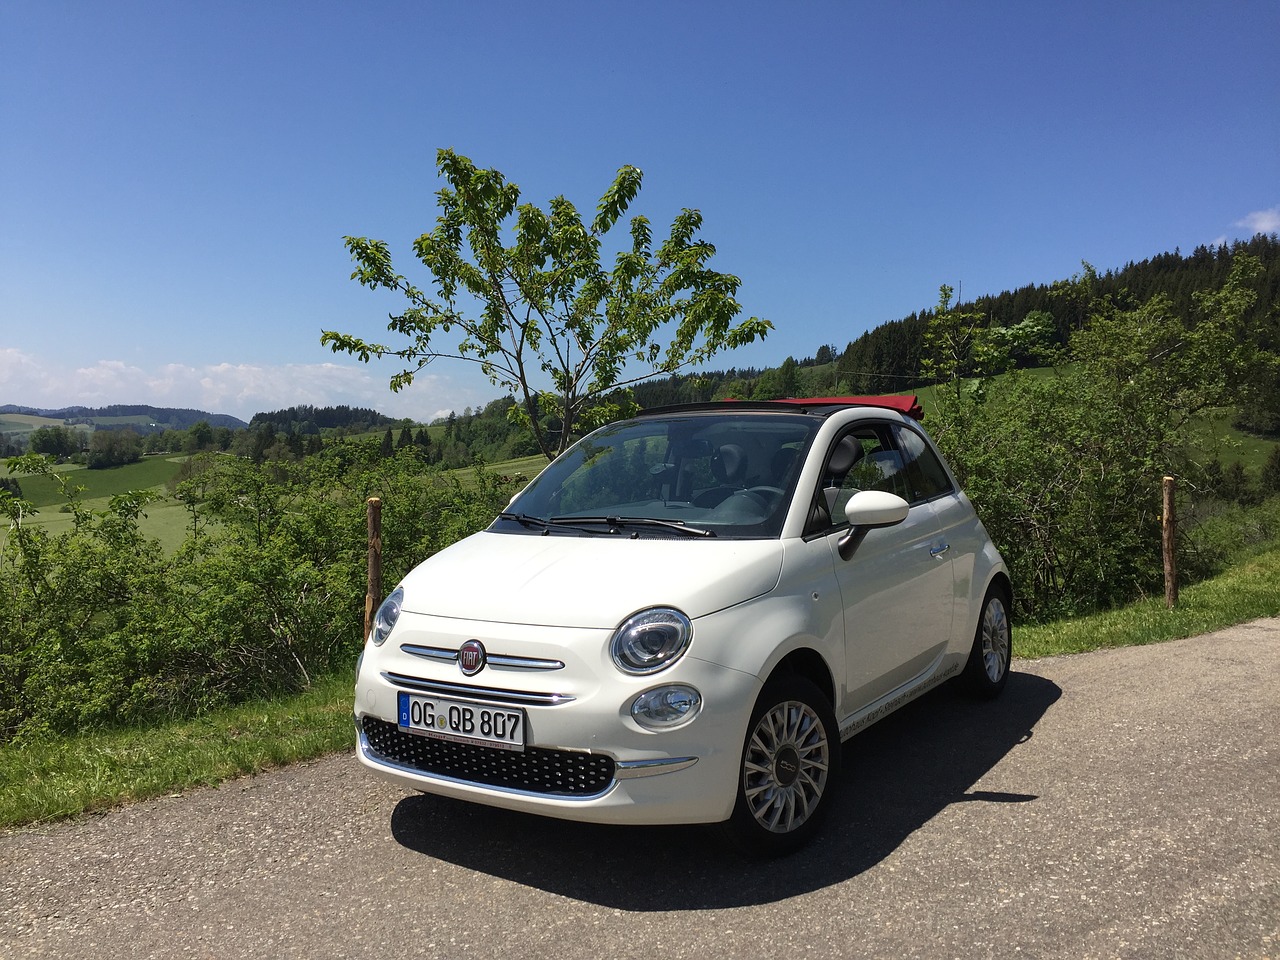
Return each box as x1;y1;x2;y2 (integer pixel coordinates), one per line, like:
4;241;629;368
1235;205;1280;234
0;350;490;423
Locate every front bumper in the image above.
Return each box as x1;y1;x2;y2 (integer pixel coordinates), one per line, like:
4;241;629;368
353;613;761;826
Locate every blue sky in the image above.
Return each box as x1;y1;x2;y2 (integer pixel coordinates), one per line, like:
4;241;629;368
2;1;1277;422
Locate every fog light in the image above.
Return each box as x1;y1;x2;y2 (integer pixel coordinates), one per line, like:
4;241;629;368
631;685;702;730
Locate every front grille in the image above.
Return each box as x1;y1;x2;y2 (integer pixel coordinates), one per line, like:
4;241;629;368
360;717;615;797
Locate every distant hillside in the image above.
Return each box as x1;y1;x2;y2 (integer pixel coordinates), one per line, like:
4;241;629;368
249;404;396;435
0;404;247;431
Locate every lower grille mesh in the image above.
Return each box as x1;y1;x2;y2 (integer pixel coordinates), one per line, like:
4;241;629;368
360;717;615;796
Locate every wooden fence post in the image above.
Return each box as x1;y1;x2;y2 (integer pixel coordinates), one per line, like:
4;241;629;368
1162;476;1177;609
365;497;383;640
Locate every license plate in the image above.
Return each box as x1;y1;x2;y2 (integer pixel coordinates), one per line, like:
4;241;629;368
397;692;526;752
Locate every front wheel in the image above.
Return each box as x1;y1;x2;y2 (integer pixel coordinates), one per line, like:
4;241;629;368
723;675;840;857
958;585;1012;699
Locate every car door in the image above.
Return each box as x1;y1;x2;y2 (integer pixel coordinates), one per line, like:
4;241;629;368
809;422;955;714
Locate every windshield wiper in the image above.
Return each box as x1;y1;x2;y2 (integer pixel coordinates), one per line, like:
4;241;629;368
498;511;549;529
549;516;717;538
497;512;614;536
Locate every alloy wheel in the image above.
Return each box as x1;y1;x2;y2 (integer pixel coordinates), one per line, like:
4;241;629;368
742;699;831;834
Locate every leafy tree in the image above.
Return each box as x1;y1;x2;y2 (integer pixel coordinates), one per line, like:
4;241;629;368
1219;461;1255;505
380;427;395;458
29;426;80;458
927;256;1279;620
1262;446;1280;495
752;356;800;400
86;429;142;469
186;420;214;452
323;149;772;459
920;285;1011;397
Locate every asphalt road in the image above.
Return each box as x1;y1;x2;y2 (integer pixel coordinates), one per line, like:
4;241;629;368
3;621;1277;960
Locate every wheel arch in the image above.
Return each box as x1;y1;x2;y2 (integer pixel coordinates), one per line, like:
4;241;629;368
987;570;1013;607
762;647;837;710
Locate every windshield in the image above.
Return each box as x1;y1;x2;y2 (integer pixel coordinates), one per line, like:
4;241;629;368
495;412;819;539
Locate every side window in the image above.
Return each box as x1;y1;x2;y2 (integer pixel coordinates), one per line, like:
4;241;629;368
841;426;910;502
809;423;909;533
893;425;954;503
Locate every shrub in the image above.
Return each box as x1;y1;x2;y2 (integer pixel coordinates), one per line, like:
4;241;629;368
0;450;518;743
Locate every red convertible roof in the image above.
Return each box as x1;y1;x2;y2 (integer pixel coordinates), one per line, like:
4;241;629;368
642;395;924;420
766;396;924;419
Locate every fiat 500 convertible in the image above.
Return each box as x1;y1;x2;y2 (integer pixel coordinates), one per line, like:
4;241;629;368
354;396;1011;855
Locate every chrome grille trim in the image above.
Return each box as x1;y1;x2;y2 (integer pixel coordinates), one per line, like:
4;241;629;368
399;644;455;664
381;671;575;706
613;757;699;779
400;643;566;671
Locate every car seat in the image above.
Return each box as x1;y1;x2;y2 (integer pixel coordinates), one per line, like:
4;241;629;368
693;443;748;507
807;435;864;530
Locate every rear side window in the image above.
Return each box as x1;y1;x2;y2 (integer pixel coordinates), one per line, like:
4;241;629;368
893;425;954;503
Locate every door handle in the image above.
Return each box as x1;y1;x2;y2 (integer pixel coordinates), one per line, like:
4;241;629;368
929;543;950;559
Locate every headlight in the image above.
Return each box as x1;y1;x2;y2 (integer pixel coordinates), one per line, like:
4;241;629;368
370;585;404;646
631;684;702;730
610;607;692;675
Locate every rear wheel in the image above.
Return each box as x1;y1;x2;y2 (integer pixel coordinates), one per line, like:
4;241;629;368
724;675;840;857
959;585;1012;698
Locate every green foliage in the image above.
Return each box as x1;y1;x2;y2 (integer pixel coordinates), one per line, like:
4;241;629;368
928;255;1280;621
831;234;1280;398
0;447;519;743
28;425;84;458
1263;447;1280;494
87;428;143;469
323;148;772;459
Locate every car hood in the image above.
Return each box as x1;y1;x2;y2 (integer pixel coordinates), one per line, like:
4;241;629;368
398;530;785;628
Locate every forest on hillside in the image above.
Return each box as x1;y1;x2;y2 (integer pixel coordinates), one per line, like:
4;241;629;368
420;234;1280;465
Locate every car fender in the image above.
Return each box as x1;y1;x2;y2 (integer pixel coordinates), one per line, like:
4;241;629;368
689;591;842;701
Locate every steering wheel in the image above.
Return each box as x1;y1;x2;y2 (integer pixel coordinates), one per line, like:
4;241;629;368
736;486;786;510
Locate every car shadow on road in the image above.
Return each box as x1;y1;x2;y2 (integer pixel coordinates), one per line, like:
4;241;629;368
389;670;1062;910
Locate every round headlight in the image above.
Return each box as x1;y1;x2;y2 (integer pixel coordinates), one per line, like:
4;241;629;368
610;607;692;675
631;684;702;730
370;585;404;646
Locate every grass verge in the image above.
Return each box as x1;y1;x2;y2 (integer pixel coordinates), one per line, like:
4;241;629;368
0;669;354;830
3;548;1278;832
1017;545;1280;657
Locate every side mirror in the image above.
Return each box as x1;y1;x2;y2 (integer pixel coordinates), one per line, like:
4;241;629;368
838;490;910;560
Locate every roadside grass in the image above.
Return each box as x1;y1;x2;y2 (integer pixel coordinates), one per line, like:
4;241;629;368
0;670;355;829
1017;545;1280;658
3;545;1277;831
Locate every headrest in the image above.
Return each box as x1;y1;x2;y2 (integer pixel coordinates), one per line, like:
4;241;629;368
826;436;863;476
712;444;747;484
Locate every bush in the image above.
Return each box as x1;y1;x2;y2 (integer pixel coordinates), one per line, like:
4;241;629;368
0;449;518;743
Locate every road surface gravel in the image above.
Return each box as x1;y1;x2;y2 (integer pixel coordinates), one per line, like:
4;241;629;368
2;620;1277;959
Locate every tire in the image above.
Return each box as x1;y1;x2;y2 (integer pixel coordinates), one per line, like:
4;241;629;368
958;585;1012;699
723;674;840;857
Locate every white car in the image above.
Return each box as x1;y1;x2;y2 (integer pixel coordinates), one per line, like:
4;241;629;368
354;397;1011;855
